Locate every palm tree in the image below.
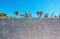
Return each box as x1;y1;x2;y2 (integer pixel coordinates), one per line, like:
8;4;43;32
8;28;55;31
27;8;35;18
44;13;48;18
20;11;32;18
14;10;19;18
37;11;43;18
54;15;57;18
24;11;29;18
20;14;24;18
51;12;55;18
29;14;32;18
58;14;60;18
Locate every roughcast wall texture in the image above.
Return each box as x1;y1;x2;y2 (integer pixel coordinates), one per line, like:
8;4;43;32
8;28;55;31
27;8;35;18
0;18;60;39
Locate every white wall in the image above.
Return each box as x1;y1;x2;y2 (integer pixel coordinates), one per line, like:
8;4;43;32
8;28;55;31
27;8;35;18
0;18;60;39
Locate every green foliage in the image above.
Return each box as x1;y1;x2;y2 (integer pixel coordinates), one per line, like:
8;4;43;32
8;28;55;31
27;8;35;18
20;11;32;18
14;10;19;15
54;15;57;18
58;14;60;18
51;12;55;17
24;11;29;18
0;10;60;18
44;13;48;18
0;12;10;18
29;14;32;17
36;11;43;18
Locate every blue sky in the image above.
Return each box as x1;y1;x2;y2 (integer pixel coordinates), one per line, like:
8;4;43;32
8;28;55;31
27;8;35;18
0;0;60;18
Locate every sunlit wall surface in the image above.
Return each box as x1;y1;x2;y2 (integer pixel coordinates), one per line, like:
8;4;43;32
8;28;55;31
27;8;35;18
0;18;60;39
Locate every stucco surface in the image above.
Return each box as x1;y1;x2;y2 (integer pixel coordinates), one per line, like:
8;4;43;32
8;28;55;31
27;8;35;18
0;18;60;39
